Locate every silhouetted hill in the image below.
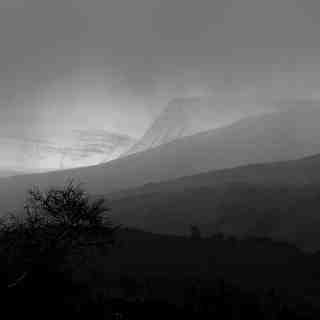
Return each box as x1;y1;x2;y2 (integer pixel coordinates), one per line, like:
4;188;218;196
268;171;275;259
5;227;320;318
110;185;320;251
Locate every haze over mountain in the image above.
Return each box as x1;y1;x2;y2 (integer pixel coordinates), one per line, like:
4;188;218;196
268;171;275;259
126;96;271;155
1;104;320;211
0;130;135;175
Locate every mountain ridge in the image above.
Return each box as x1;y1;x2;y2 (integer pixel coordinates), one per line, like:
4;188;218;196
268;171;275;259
1;106;320;213
126;96;270;155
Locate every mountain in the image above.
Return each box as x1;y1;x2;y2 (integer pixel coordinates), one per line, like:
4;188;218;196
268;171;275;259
100;106;320;194
1;106;320;215
109;152;320;200
0;130;135;175
106;153;320;251
126;96;270;155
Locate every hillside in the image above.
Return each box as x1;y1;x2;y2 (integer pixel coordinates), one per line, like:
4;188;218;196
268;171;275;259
110;183;320;251
126;96;269;155
106;153;320;251
2;107;320;214
109;153;320;200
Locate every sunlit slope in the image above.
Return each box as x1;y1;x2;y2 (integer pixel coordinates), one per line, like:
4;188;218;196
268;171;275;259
126;96;269;155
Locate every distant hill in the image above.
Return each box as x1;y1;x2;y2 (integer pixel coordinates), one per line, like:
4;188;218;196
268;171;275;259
108;153;320;251
110;184;320;251
2;106;320;215
110;152;320;199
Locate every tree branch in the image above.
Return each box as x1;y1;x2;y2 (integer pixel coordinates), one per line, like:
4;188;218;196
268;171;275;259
8;271;28;289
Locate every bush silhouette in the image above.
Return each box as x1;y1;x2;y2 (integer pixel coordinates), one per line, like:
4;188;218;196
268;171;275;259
0;180;118;290
190;224;201;240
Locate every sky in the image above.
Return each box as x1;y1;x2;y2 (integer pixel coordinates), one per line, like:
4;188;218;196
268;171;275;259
1;0;320;141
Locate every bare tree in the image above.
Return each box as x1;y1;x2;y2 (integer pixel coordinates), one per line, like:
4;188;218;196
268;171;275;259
0;180;118;288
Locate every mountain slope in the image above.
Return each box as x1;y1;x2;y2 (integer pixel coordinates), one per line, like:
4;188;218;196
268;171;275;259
109;152;320;200
1;106;320;213
109;154;320;251
126;96;269;155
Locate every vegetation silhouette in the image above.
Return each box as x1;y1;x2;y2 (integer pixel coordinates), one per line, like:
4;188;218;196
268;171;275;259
0;181;320;319
190;224;201;240
0;180;117;318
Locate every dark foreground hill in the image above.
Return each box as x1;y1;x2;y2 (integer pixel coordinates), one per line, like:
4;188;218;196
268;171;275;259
72;229;320;317
9;227;320;319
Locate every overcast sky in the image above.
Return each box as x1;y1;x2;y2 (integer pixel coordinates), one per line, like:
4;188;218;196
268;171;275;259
1;0;320;140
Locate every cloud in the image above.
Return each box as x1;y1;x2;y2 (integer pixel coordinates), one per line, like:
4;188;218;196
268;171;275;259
0;0;320;141
0;128;136;171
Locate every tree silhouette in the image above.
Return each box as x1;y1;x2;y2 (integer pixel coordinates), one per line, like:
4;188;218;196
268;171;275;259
0;180;118;288
190;224;201;240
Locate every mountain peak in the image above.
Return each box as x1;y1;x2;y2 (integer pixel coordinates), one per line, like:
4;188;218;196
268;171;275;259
126;96;268;155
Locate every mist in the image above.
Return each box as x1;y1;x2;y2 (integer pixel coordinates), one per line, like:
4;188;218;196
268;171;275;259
0;0;320;172
3;2;320;317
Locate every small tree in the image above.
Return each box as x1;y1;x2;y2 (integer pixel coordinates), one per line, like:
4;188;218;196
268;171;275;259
0;180;118;288
190;224;201;240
